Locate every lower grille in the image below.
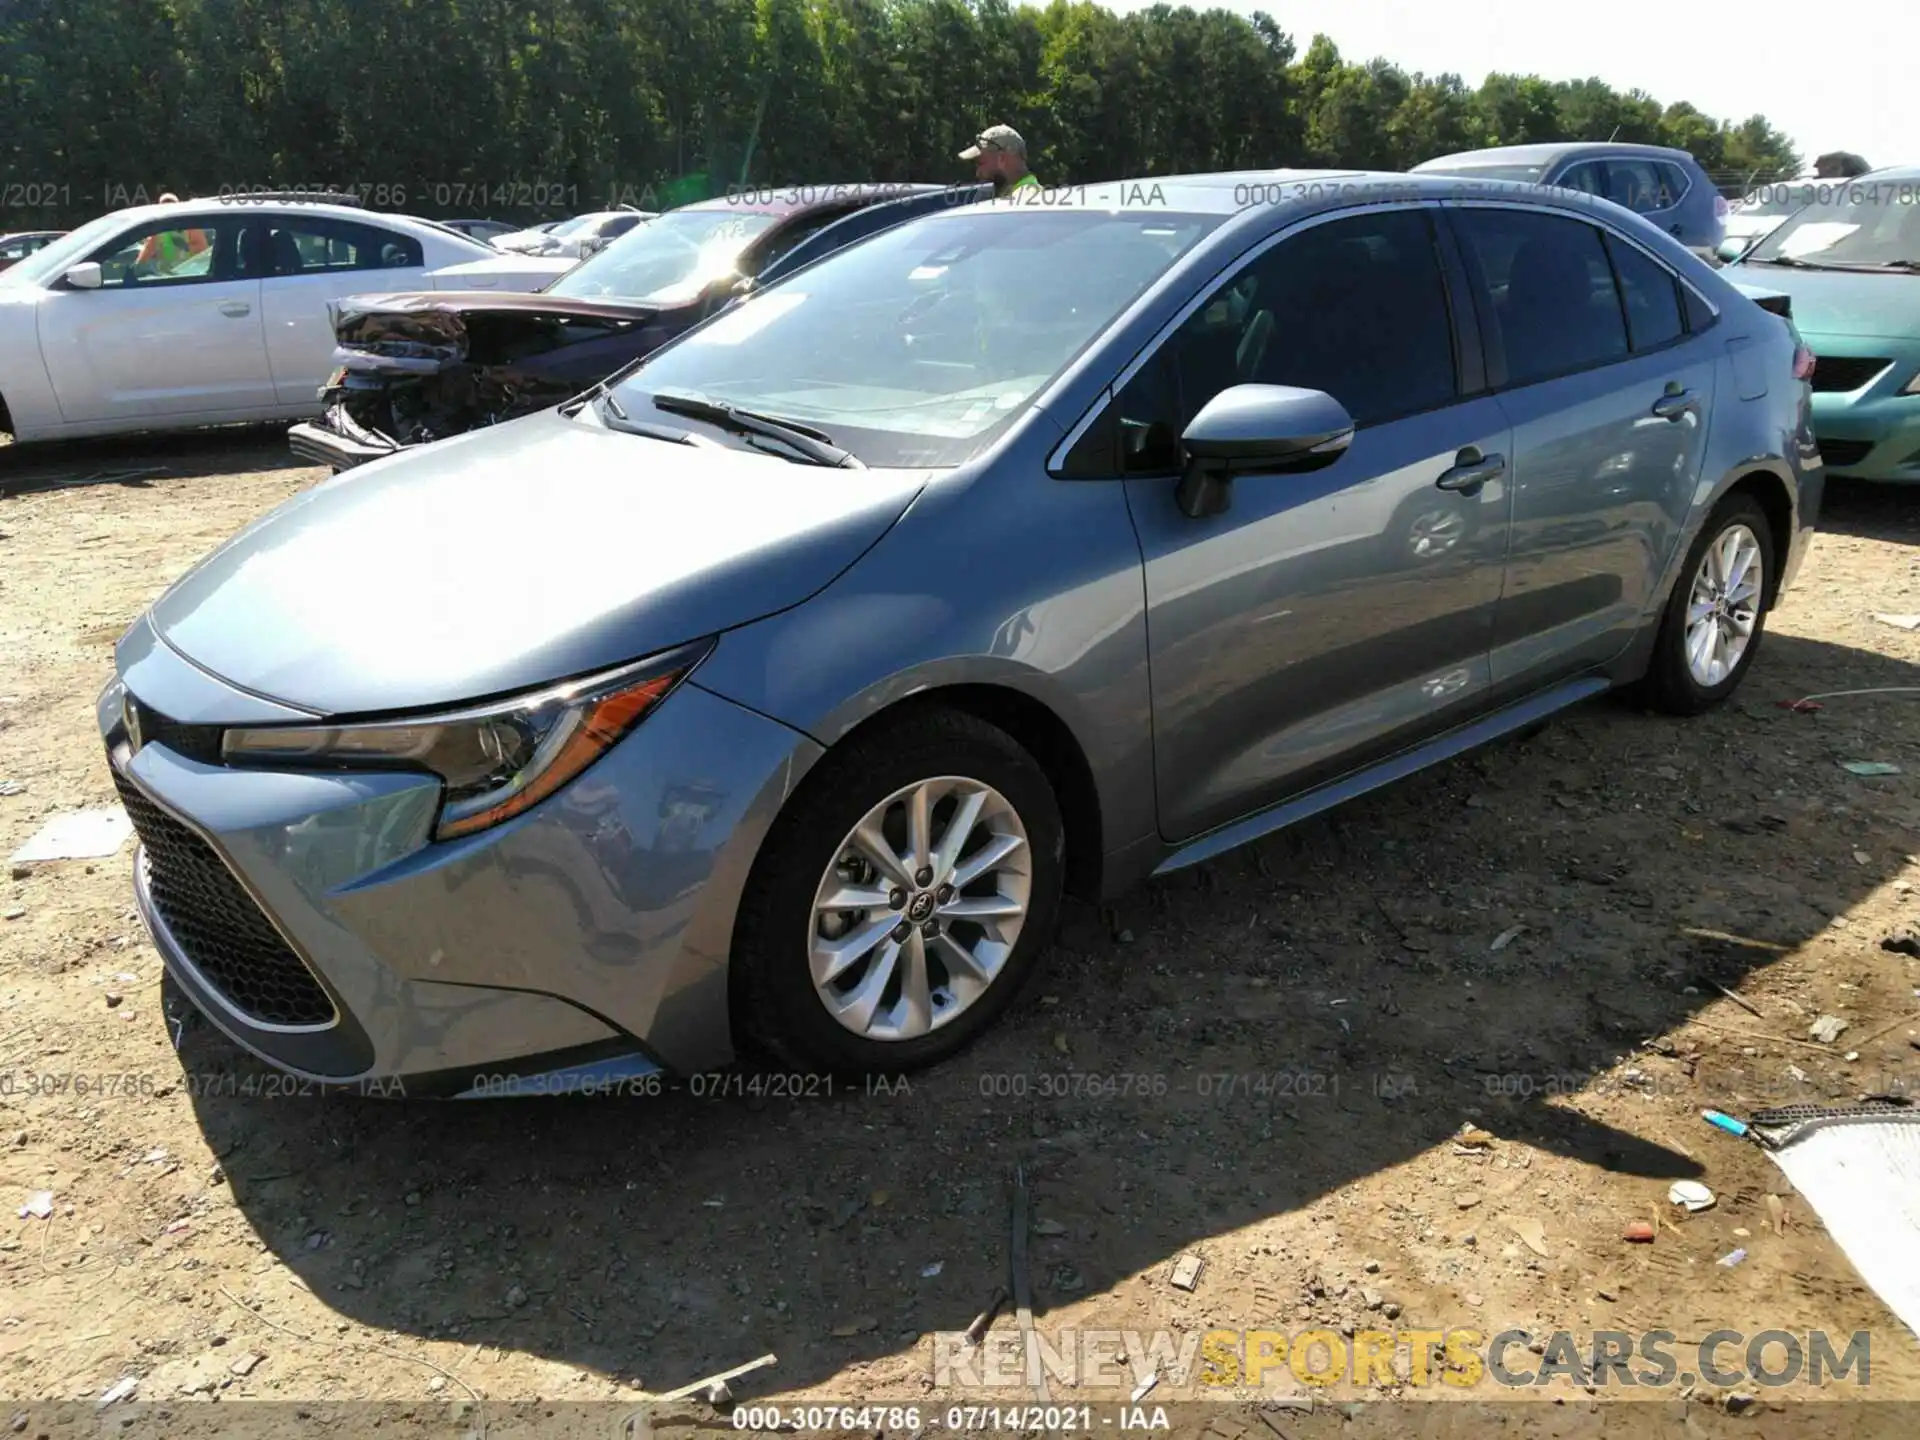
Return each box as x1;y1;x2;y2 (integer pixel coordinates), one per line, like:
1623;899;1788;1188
1817;437;1875;468
1810;356;1890;393
111;768;336;1028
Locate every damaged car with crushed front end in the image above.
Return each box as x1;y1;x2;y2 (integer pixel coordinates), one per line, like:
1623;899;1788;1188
287;183;991;470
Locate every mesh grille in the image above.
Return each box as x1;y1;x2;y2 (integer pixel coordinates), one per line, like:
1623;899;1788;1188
112;767;336;1027
1809;356;1889;393
1817;437;1875;468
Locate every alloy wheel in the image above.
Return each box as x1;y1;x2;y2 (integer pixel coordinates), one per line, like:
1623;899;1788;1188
808;776;1031;1042
1683;522;1764;688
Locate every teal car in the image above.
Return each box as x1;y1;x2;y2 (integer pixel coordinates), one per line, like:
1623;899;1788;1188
1723;168;1920;482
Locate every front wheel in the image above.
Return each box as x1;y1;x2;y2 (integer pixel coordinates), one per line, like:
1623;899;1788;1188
1640;493;1773;715
731;708;1065;1075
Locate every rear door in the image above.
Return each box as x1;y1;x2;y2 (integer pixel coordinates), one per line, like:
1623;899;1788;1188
1446;203;1718;686
38;212;271;424
255;213;431;403
1086;204;1515;842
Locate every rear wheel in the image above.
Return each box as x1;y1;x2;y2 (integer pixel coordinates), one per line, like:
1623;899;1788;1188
1640;493;1773;715
732;708;1064;1075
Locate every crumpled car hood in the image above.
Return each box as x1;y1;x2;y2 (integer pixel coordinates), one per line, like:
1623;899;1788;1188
149;408;927;716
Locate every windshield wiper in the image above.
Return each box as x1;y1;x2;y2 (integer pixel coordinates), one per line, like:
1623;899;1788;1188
649;389;864;468
1745;255;1846;271
560;384;700;445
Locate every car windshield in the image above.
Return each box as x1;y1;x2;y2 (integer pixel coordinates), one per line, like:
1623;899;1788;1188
608;206;1222;467
548;208;779;304
1747;181;1920;267
1420;162;1548;185
0;212;134;287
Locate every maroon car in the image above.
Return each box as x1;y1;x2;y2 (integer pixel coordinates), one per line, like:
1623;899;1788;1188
288;183;991;470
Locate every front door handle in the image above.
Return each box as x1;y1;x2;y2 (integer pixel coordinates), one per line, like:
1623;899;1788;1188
1651;388;1697;421
219;301;252;318
1436;447;1506;494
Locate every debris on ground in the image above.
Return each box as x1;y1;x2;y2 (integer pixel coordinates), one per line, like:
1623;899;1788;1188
1454;1125;1495;1150
1508;1216;1550;1257
1810;1015;1852;1045
829;1317;878;1338
1873;613;1920;631
1841;761;1903;777
96;1377;138;1407
1702;1109;1751;1139
1669;1181;1715;1212
920;1261;943;1278
1011;1165;1049;1400
1719;1248;1748;1268
17;1192;53;1220
1454;1191;1482;1210
1623;1222;1656;1243
229;1353;263;1377
1768;1195;1787;1236
649;1354;777;1403
1130;1372;1159;1403
1883;929;1920;958
7;807;133;865
1489;924;1526;952
1169;1253;1205;1291
1032;1218;1067;1236
964;1289;1007;1346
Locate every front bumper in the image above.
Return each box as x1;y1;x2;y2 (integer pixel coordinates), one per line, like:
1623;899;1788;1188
287;407;404;472
1805;341;1920;483
100;648;820;1091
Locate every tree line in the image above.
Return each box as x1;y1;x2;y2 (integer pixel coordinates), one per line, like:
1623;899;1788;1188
0;0;1802;230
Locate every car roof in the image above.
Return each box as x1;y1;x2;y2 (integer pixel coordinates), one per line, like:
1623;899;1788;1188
1415;141;1695;169
78;199;493;250
678;183;949;218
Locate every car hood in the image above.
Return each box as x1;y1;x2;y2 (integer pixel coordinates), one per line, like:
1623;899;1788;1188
1725;263;1920;340
335;288;655;332
147;409;928;716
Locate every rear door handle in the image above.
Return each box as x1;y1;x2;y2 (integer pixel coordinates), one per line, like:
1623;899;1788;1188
1651;388;1697;421
219;301;252;318
1436;447;1506;494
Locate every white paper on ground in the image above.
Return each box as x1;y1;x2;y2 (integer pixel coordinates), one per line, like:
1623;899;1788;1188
8;806;133;864
1769;1118;1920;1341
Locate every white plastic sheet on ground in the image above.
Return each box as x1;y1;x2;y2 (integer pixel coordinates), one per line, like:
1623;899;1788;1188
1769;1116;1920;1341
7;806;132;864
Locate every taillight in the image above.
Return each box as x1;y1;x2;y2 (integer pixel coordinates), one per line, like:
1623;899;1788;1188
1793;344;1817;382
1714;193;1730;220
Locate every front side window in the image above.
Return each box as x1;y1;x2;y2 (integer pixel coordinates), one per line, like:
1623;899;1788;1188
261;218;423;275
1556;161;1608;197
1453;208;1629;388
1097;208;1460;476
1745;182;1920;269
609;207;1221;467
88;216;245;287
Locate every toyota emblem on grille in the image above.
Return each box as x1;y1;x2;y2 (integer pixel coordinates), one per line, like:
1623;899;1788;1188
122;693;144;753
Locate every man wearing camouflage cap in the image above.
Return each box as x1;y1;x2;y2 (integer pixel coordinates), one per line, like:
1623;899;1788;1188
959;124;1040;197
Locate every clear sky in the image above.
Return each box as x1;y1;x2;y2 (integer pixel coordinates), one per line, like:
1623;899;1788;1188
1099;0;1911;171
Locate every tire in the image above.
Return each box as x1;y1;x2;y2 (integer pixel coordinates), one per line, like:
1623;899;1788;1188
731;707;1065;1076
1640;493;1774;716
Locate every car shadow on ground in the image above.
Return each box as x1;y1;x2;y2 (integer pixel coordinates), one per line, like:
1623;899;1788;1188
1816;477;1920;548
171;627;1920;1398
0;424;309;496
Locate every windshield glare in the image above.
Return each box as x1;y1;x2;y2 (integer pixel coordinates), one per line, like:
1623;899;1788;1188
1748;182;1920;266
549;208;779;304
0;212;133;287
610;207;1221;467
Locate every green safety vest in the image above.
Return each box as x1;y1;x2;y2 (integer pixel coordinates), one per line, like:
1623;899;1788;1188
1008;173;1039;193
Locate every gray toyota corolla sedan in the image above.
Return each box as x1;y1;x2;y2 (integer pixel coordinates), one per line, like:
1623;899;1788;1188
100;170;1821;1095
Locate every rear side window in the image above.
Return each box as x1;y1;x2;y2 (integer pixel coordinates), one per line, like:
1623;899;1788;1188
1603;234;1684;351
1658;161;1695;205
259;217;423;275
1453;208;1628;388
1556;161;1608;197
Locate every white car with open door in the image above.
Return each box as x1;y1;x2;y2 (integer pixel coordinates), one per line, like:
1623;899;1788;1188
0;197;495;443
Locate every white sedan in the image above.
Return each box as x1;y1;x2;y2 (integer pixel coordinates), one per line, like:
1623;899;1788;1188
0;199;499;443
491;211;654;259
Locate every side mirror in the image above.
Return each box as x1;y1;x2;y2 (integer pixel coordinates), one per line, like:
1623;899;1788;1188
1715;235;1754;265
1174;384;1354;519
62;262;103;290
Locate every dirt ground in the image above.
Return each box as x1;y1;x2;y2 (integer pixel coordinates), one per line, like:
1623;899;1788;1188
4;431;1920;1431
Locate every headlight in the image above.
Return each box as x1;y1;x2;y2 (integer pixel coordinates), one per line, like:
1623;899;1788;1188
221;640;710;840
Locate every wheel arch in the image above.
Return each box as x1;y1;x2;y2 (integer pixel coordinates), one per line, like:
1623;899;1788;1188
788;682;1107;904
1719;467;1796;607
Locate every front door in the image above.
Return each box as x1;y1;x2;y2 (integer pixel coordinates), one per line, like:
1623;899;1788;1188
1094;206;1516;843
39;213;270;425
1445;205;1717;684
